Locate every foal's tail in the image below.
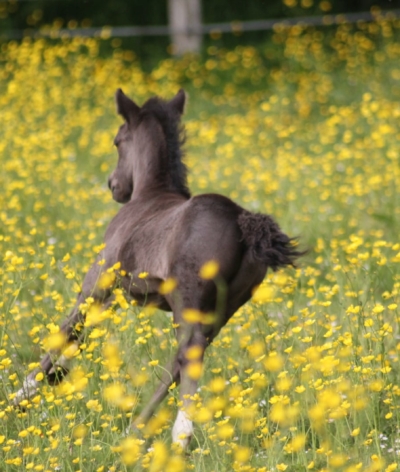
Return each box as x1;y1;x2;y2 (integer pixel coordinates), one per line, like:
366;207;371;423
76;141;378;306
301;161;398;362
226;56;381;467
237;211;304;270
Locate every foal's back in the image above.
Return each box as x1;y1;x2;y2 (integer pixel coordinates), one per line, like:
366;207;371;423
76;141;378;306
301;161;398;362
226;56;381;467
104;191;245;284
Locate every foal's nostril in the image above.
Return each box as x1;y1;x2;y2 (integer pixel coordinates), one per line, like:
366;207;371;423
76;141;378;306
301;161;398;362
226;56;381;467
108;177;114;191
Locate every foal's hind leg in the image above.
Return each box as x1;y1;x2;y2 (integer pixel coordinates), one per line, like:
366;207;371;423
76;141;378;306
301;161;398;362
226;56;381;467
130;356;181;430
129;316;208;449
171;321;208;448
131;324;208;447
129;262;264;449
170;252;268;447
129;321;200;426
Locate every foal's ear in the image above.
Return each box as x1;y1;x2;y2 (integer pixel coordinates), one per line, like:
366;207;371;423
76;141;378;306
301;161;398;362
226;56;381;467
168;89;186;115
115;88;140;123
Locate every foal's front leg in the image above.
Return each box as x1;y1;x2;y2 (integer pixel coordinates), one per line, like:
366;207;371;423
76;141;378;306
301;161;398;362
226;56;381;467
14;294;86;405
14;261;112;405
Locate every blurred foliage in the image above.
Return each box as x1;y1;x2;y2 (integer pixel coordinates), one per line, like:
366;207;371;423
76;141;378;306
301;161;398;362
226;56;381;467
0;0;396;69
0;0;396;33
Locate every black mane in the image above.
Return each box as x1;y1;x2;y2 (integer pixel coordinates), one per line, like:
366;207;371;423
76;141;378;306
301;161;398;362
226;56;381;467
141;97;191;199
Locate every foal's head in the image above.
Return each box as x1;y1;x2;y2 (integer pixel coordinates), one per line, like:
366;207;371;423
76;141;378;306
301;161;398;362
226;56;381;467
108;89;189;203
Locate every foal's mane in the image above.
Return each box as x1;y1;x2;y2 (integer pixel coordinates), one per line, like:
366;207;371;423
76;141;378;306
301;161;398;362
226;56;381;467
141;97;191;199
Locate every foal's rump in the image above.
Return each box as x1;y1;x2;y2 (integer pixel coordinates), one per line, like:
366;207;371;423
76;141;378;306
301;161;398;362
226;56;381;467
182;193;299;277
177;193;246;278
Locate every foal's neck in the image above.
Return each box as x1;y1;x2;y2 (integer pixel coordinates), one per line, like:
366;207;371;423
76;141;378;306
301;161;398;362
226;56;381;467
131;138;166;198
131;122;189;200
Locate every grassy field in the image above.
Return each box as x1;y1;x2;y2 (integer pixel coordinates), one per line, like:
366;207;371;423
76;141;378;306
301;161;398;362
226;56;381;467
0;15;400;472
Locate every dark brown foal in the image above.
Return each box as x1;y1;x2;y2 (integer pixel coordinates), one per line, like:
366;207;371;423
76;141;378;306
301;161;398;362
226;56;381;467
16;89;303;448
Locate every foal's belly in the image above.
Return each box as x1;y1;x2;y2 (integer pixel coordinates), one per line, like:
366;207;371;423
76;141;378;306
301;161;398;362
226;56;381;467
120;274;172;311
130;291;171;311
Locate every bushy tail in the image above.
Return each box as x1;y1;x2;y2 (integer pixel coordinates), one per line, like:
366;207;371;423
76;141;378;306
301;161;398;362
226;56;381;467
237;211;305;270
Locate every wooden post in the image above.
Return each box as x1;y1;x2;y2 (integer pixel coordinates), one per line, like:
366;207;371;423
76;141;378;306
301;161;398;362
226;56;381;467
168;0;202;55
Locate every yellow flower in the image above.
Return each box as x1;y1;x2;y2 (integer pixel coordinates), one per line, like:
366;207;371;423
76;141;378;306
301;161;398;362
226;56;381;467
102;343;122;373
276;377;291;392
194;407;213;423
149;441;168;471
199;260;219;279
121;437;142;465
187;361;203;380
252;285;276;303
330;453;346;467
145;408;171;435
182;308;202;323
263;353;284;372
62;342;80;359
235;446;251;463
97;271;116;290
103;382;126;407
185;345;203;360
89;328;107;339
35;371;44;382
86;399;103;412
120;436;142;465
209;377;226;393
85;303;105;327
289;434;306;452
73;425;87;439
43;332;67;351
217;423;234;439
372;304;384;314
385;463;397;472
138;272;149;279
165;455;185;472
276;464;288;471
159;277;177;294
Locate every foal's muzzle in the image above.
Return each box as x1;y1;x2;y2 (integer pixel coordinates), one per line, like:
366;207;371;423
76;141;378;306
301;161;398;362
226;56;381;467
108;174;132;204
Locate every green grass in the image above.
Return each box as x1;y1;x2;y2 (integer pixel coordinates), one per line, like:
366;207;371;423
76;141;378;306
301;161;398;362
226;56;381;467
0;19;400;471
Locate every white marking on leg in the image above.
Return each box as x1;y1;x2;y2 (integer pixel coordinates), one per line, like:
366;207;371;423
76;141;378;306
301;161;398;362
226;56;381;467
14;377;40;406
172;410;193;449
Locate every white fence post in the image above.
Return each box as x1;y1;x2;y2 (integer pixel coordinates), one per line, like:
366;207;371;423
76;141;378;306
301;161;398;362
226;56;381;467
168;0;202;55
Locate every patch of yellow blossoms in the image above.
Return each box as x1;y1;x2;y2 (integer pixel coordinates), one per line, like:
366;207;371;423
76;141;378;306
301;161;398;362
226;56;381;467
0;15;399;472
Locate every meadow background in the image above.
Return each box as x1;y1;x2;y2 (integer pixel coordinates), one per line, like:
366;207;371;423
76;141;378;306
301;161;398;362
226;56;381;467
0;11;400;472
